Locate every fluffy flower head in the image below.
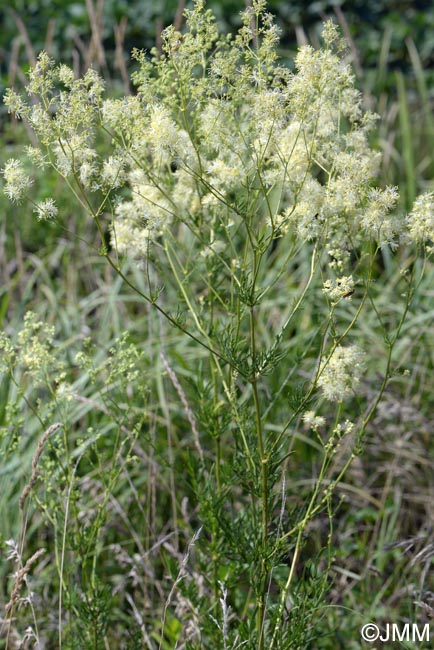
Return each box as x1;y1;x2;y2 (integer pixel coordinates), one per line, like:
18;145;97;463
318;345;365;402
1;159;33;202
33;198;58;220
322;276;354;302
406;192;434;243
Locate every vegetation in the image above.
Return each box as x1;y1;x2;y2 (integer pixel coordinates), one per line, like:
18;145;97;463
1;1;433;649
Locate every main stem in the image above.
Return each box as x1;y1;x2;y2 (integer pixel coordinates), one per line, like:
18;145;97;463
250;303;268;650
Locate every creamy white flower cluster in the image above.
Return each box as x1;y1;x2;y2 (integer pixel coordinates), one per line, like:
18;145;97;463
33;198;58;221
318;345;365;402
406;192;434;244
1;0;432;260
0;312;65;388
302;410;326;431
1;159;33;203
322;275;354;302
113;171;173;255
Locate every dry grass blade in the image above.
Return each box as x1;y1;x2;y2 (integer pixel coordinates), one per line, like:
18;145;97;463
10;9;36;66
114;17;130;94
19;422;62;510
4;549;46;616
159;527;202;650
161;352;204;463
85;0;106;69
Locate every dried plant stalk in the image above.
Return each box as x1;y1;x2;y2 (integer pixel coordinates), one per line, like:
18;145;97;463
19;422;62;510
5;548;46;615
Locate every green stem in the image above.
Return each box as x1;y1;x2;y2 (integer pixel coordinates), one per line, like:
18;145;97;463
249;257;268;648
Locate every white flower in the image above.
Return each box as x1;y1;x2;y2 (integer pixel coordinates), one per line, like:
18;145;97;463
318;345;365;402
101;156;126;189
34;198;58;220
148;105;180;154
406;192;434;243
111;219;150;258
322;275;354;302
207;158;244;191
333;419;355;438
57;64;75;86
79;161;97;189
360;186;400;246
1;159;33;203
25;146;47;169
302;411;326;431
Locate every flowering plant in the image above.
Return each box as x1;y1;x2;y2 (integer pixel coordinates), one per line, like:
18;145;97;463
2;1;432;647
